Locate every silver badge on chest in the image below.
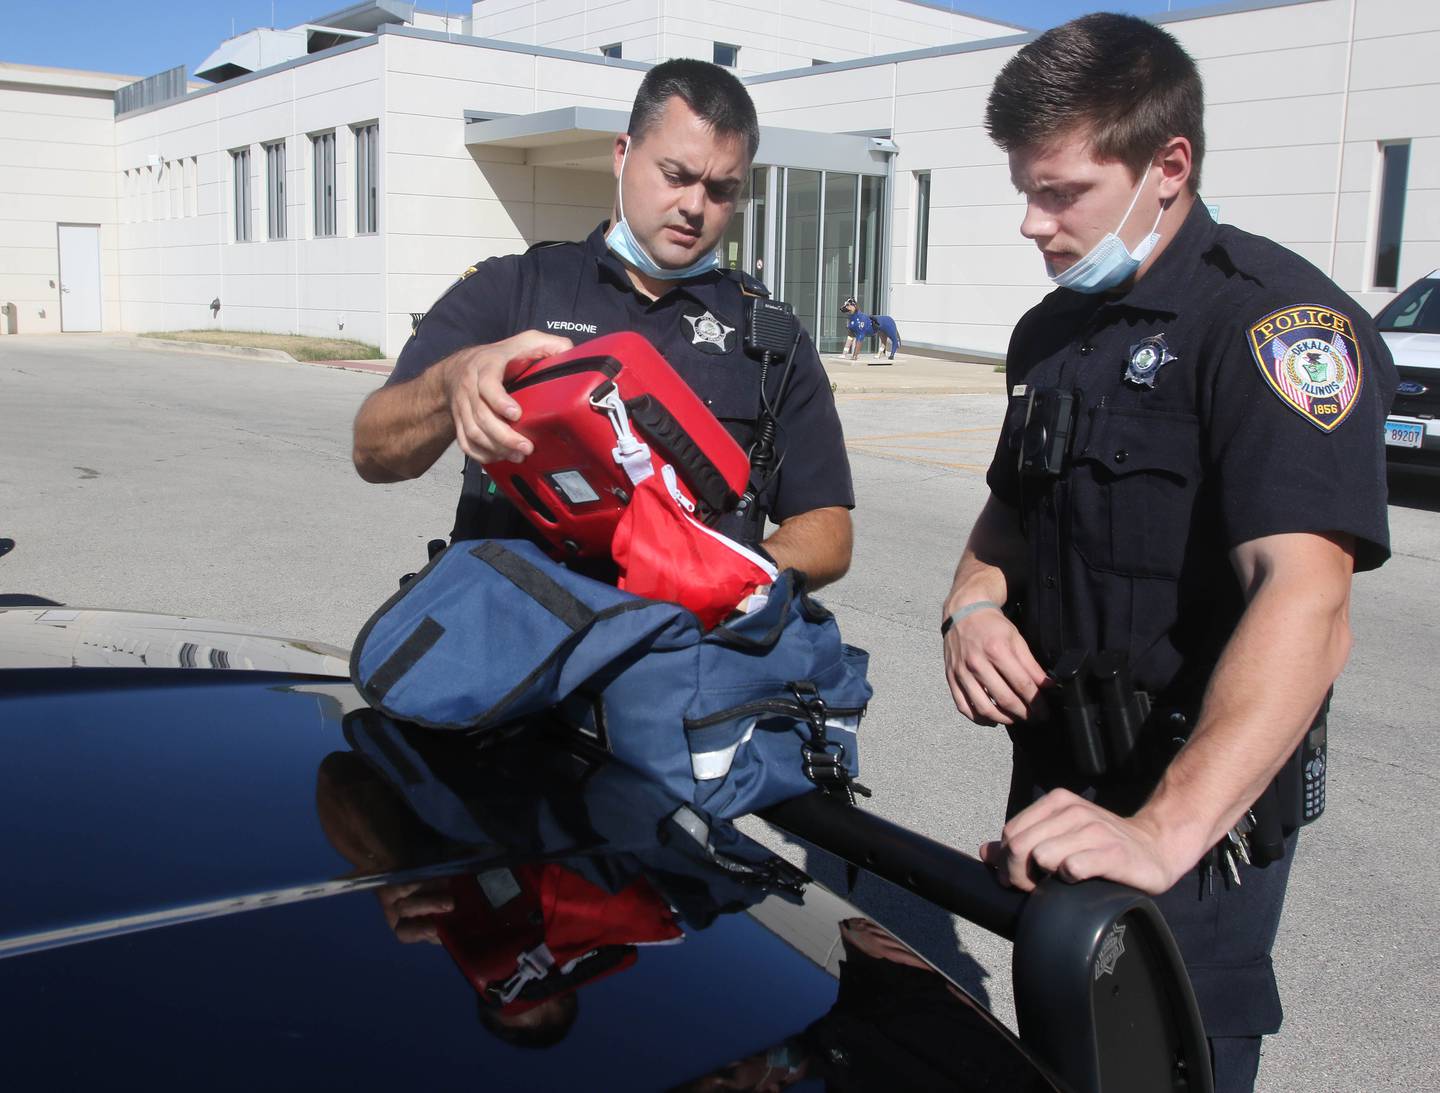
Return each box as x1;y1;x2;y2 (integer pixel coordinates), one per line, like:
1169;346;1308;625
1124;333;1177;388
684;310;735;353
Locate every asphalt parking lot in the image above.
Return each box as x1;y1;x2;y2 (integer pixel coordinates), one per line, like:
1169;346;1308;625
3;335;1436;1091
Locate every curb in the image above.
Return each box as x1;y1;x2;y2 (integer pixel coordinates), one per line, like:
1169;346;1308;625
128;336;299;363
127;337;394;375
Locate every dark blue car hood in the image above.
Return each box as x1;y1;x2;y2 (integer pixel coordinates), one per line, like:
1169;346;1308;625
0;662;1054;1090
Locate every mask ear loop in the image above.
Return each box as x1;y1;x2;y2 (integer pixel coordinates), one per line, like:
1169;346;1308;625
616;138;631;222
1116;164;1166;256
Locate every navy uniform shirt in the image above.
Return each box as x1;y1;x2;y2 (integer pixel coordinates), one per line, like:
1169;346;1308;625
389;223;854;546
988;202;1396;711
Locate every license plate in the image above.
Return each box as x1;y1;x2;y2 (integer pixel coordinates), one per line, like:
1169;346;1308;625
1385;420;1424;449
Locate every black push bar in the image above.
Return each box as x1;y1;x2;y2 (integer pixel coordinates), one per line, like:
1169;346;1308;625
761;792;1213;1093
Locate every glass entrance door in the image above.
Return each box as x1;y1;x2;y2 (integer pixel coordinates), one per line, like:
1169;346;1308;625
819;173;858;353
731;167;885;355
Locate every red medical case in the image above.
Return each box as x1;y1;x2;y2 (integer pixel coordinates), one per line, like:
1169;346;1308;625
484;332;751;559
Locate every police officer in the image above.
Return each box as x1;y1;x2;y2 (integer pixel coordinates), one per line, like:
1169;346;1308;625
352;60;853;587
939;16;1395;1091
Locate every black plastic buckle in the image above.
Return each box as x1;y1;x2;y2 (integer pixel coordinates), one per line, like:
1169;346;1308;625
789;681;828;740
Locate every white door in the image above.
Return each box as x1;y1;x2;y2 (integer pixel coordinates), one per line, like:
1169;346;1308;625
57;224;102;332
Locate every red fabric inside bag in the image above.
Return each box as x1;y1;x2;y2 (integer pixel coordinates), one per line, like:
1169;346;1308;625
612;471;776;629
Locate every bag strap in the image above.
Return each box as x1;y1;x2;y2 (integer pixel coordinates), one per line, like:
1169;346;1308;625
470;542;597;631
705;574;799;649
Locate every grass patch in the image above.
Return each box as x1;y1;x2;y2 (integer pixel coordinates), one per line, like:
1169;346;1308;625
144;330;384;361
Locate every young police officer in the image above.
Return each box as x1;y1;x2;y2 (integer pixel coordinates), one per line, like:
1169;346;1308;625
352;61;853;587
940;15;1395;1091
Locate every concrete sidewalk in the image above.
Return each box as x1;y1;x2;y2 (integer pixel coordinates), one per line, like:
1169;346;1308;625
821;351;1006;395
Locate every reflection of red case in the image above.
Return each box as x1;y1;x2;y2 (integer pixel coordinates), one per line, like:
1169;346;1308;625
436;864;682;1014
484;333;751;559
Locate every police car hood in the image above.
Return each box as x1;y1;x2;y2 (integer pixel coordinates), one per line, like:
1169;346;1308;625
0;645;1052;1087
1380;329;1440;371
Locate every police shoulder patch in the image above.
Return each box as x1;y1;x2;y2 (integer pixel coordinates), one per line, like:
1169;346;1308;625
1246;304;1363;432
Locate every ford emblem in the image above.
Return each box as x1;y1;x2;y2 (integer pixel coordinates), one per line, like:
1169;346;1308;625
1397;380;1428;396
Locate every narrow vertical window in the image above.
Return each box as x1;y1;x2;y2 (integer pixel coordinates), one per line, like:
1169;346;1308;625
354;123;378;235
312;131;336;238
1374;141;1410;291
914;171;931;282
231;148;251;242
266;141;287;240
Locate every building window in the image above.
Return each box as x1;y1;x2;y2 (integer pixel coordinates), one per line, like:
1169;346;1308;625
312;130;336;238
914;171;931;282
811;59;829;66
713;42;739;68
185;156;199;218
354;123;378;235
231;148;251;242
1374;141;1410;291
265;141;287;240
600;42;622;59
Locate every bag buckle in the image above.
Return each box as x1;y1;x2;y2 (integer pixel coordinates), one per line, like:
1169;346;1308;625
791;681;871;805
589;383;653;486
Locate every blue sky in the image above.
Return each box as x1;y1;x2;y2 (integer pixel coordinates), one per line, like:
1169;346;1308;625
6;1;1208;80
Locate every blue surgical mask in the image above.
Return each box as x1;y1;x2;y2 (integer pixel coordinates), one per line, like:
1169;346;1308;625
1051;170;1164;294
605;141;721;281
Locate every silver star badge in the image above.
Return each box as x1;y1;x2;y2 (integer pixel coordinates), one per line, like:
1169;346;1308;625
685;310;734;351
1124;333;1177;388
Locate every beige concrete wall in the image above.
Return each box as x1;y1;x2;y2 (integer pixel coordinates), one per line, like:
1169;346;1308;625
0;64;130;334
468;0;1021;73
380;32;642;353
751;0;1440;355
113;41;388;348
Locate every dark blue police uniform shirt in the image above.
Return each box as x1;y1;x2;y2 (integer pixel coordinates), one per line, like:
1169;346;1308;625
987;202;1396;705
389;223;854;545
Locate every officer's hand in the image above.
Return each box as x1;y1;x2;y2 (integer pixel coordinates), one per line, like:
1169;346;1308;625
942;606;1047;726
376;879;456;944
439;330;573;463
979;789;1179;896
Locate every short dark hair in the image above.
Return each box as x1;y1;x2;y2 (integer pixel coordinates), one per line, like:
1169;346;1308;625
476;993;578;1050
628;58;760;163
985;13;1205;191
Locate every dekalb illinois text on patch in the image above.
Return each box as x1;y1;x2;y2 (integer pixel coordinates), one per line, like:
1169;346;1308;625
1247;304;1363;432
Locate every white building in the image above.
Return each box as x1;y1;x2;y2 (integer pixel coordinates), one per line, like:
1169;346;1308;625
2;0;1435;359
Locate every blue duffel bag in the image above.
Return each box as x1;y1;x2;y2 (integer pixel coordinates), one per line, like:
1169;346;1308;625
350;539;872;819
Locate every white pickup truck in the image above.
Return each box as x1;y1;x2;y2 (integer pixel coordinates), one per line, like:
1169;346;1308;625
1378;269;1440;469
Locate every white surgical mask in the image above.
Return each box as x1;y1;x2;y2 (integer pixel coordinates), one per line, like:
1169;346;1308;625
605;141;721;281
1051;169;1164;294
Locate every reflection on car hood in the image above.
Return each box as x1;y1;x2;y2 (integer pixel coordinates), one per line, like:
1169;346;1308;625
1380;330;1440;370
0;606;349;673
0;665;1056;1090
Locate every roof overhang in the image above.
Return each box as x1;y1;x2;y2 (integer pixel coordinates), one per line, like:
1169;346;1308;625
308;0;414;33
196;27;309;83
465;106;893;176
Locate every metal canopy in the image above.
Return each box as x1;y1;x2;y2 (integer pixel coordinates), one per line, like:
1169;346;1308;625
464;106;892;176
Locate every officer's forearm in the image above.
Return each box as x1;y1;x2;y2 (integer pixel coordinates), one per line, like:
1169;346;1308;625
1134;532;1355;871
944;495;1027;616
764;507;853;590
352;366;455;483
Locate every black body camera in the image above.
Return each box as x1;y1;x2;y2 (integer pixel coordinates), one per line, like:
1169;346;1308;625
1019;388;1076;478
